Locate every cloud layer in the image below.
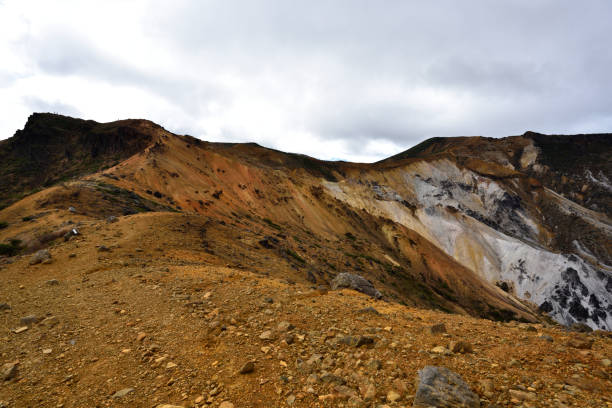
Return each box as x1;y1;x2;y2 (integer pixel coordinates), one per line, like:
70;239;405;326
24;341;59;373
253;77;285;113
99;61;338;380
1;0;611;162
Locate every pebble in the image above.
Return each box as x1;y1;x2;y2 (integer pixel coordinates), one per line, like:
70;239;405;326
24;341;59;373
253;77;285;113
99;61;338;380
219;402;234;408
259;330;275;340
40;316;59;327
429;323;447;334
387;390;401;402
112;388;134;398
431;346;449;355
449;340;473;353
539;334;554;342
239;361;255;374
277;321;295;331
46;279;60;286
509;389;536;401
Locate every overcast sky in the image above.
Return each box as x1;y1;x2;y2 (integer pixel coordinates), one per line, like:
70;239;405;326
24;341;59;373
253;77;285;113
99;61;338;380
1;0;611;162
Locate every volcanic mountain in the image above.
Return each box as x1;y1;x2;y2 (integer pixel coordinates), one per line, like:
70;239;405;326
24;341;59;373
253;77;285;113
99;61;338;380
1;113;611;407
1;113;611;330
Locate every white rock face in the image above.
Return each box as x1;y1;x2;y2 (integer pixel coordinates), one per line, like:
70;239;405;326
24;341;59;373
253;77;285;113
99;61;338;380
519;142;539;169
324;159;612;330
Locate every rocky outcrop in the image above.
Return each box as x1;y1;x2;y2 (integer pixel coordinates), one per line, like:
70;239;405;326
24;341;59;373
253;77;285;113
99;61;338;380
413;366;480;408
331;273;382;299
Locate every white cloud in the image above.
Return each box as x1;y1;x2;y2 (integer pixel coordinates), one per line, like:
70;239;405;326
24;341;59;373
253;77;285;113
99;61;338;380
1;0;611;161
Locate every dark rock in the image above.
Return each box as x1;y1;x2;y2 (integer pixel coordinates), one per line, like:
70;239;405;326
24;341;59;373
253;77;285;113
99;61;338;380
413;366;479;408
20;315;40;326
429;323;447;334
320;373;346;385
46;279;60;286
341;335;375;347
566;337;593;349
570;322;593;333
331;273;382;299
0;303;10;311
239;361;255;374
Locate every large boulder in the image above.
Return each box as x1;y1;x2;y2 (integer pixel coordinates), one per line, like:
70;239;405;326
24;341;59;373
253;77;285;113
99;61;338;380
413;366;479;408
330;273;382;299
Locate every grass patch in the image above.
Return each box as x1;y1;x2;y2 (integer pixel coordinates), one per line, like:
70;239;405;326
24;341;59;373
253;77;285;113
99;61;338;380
286;249;305;264
0;239;21;256
263;218;282;230
344;232;356;241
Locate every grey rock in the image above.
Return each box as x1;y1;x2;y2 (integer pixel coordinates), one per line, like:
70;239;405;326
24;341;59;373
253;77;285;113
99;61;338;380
98;245;111;252
1;363;17;381
29;249;51;265
320;373;346;385
68;206;77;213
357;306;380;315
0;303;10;311
539;334;554;342
20;315;40;326
413;366;479;408
113;388;134;398
331;273;382;299
106;216;118;223
46;279;60;286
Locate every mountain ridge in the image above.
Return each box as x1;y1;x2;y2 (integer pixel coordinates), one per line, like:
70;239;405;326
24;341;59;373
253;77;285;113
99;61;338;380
1;113;611;331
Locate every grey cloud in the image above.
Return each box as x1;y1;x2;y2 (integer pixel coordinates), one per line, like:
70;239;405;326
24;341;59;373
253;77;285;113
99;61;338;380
22;96;81;117
26;30;229;118
4;1;612;161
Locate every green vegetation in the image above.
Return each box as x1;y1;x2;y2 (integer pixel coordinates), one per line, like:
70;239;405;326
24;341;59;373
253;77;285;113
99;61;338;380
0;239;21;256
286;249;305;264
263;218;282;230
344;232;356;241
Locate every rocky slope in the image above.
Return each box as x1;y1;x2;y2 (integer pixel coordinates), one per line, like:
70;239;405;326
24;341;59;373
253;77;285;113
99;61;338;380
0;213;610;407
